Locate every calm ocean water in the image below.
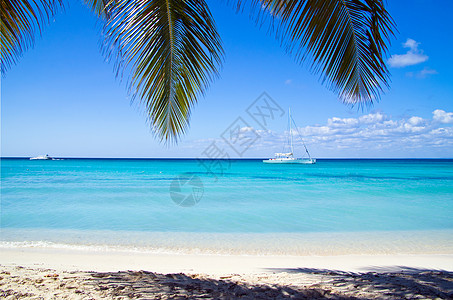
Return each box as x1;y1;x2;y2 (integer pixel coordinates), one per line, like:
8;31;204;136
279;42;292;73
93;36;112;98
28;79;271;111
1;158;452;255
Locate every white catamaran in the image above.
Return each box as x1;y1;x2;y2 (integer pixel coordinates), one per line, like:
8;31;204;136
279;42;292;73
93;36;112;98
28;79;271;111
263;108;316;164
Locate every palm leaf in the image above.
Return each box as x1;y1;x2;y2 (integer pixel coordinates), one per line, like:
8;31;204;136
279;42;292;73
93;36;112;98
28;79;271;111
101;0;224;143
84;0;111;18
234;0;396;104
1;0;64;74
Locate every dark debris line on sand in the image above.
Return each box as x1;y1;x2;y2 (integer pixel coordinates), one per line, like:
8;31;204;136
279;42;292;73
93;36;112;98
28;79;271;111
93;269;453;299
1;266;453;299
90;271;340;299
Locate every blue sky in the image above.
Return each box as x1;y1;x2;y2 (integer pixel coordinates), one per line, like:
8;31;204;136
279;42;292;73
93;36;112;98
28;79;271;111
2;0;453;158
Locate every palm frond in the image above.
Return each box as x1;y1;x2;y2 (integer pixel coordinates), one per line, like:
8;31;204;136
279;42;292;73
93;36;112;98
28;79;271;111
84;0;111;19
1;0;63;74
233;0;396;104
102;0;223;143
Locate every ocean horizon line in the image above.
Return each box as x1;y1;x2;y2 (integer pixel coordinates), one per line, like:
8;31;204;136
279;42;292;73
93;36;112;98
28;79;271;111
2;156;453;160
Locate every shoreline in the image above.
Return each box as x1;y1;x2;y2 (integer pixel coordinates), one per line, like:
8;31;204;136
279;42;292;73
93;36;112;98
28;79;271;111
2;232;453;298
1;247;453;275
2;228;453;257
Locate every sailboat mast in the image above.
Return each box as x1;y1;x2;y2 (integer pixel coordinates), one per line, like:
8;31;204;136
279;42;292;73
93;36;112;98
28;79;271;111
289;107;294;154
290;116;311;159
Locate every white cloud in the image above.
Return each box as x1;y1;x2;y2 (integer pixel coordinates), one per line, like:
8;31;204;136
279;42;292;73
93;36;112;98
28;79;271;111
433;109;453;124
191;110;453;158
240;126;254;132
327;117;359;128
403;38;417;49
407;116;424;126
296;111;452;150
285;79;292;85
388;38;428;68
358;112;385;124
256;111;451;155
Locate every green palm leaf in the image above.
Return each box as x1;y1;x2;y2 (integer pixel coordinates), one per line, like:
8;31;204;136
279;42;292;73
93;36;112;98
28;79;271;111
236;0;396;104
2;0;394;142
102;0;224;143
1;0;64;74
85;0;111;18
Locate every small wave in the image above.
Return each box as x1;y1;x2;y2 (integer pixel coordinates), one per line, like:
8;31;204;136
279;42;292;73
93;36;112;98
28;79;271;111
0;241;181;255
2;230;453;256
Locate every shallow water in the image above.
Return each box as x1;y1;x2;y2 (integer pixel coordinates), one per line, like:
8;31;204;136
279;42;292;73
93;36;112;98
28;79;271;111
1;158;452;255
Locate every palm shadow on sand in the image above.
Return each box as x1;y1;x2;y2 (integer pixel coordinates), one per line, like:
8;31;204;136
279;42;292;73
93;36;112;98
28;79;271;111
87;267;453;299
265;266;453;299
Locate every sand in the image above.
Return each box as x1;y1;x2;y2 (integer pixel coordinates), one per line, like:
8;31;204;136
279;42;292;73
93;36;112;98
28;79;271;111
1;247;453;299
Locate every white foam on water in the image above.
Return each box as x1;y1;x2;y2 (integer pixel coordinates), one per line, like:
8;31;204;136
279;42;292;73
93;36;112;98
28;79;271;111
1;228;452;256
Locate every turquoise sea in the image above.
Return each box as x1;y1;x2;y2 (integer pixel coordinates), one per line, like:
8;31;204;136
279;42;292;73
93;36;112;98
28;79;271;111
1;158;453;255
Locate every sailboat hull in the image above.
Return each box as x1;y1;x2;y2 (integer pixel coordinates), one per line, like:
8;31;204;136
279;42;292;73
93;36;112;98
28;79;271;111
263;158;316;164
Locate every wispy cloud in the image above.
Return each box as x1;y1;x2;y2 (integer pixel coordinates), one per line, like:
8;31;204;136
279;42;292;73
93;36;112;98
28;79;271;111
284;79;292;85
388;38;428;68
418;67;438;77
406;67;438;78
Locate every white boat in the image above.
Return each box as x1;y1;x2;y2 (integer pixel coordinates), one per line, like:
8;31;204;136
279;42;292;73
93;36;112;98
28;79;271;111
30;154;52;160
263;108;316;164
263;153;316;164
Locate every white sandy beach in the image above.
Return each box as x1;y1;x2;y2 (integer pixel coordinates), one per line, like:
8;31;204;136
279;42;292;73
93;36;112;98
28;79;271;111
2;247;453;274
1;247;453;299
